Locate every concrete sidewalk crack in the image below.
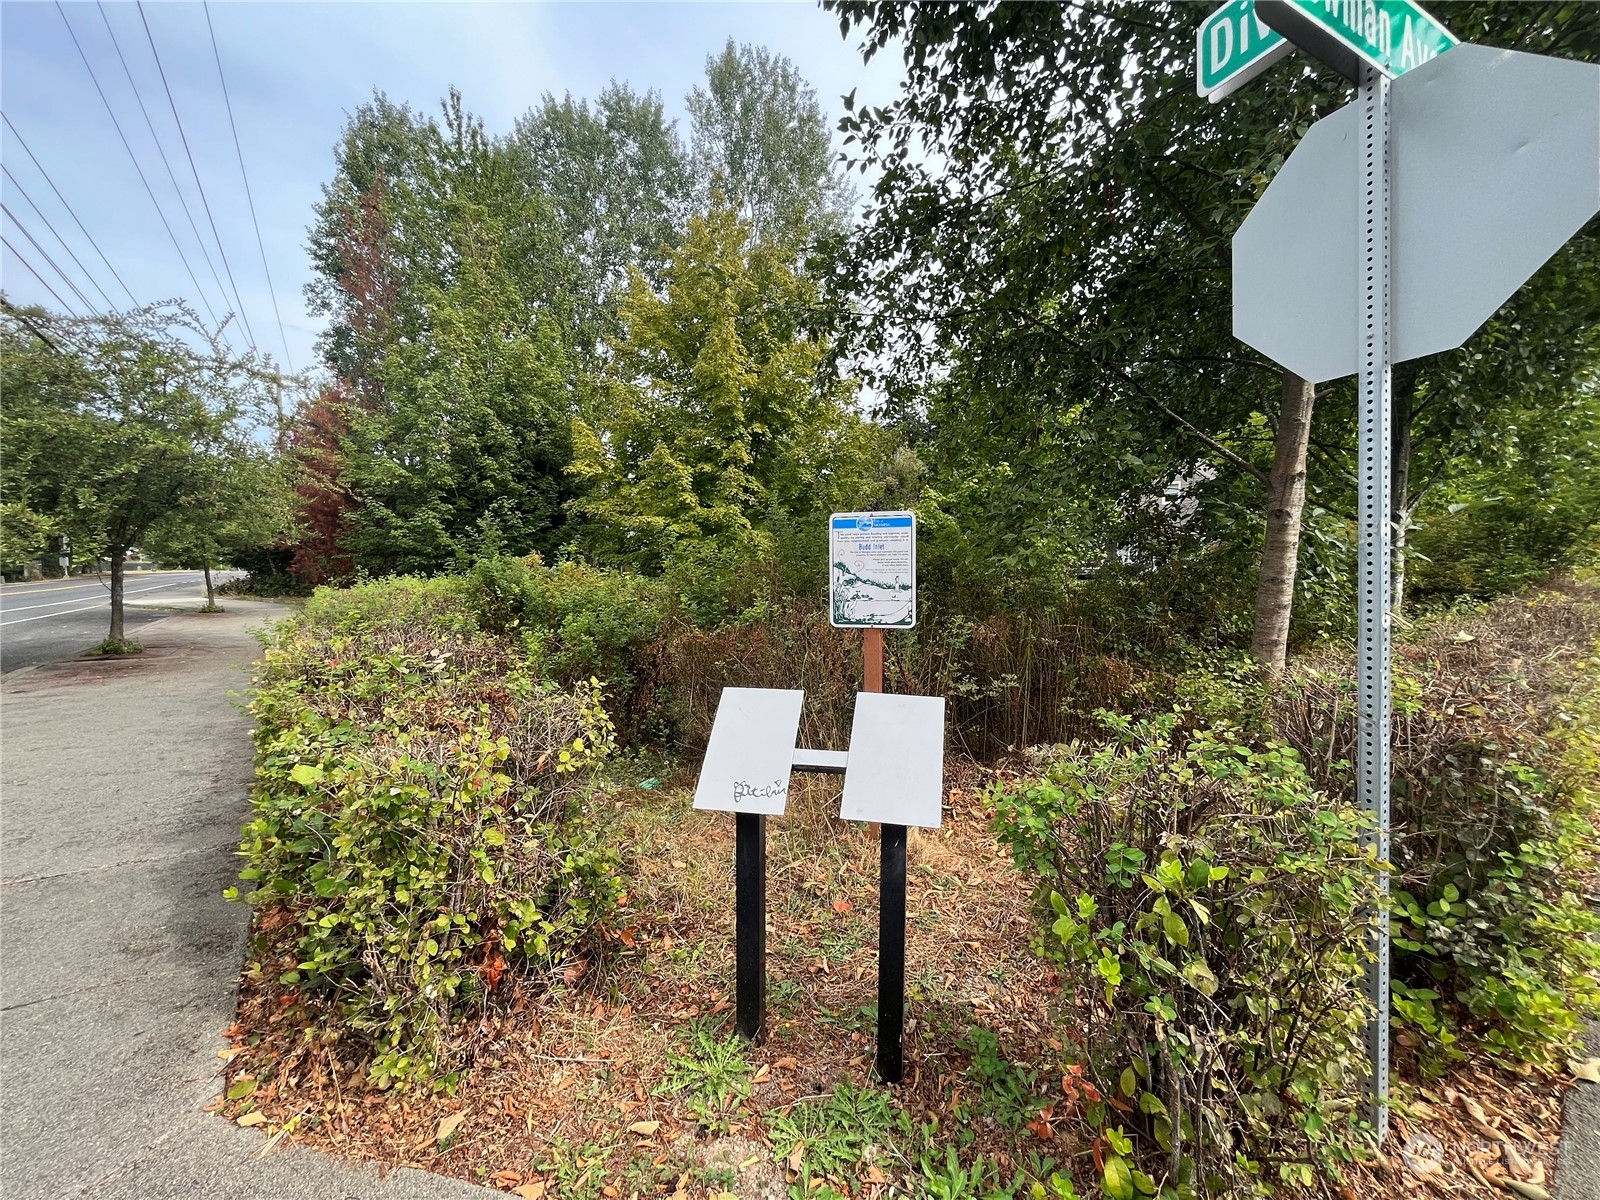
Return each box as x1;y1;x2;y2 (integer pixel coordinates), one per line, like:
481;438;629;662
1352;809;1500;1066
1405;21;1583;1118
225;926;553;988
1;968;186;1012
0;843;240;887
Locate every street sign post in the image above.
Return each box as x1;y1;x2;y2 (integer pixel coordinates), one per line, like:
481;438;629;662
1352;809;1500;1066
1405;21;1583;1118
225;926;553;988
1196;0;1292;101
1256;0;1455;82
1208;0;1600;1146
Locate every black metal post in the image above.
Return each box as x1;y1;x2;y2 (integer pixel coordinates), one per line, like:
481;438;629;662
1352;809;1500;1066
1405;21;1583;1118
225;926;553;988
876;822;907;1083
735;812;767;1041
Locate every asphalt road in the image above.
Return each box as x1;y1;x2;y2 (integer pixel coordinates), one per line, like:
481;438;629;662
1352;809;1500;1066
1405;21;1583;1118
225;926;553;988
0;571;232;674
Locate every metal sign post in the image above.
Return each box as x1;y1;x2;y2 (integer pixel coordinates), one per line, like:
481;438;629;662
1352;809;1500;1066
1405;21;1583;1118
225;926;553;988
734;813;767;1041
1354;60;1393;1140
839;691;946;1085
1213;0;1600;1141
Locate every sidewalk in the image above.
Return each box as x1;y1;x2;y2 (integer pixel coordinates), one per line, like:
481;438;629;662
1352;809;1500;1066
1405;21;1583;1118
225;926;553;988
0;604;488;1199
1559;1022;1600;1199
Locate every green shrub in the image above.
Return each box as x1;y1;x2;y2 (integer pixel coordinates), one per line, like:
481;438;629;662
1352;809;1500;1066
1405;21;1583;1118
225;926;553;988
230;610;621;1088
991;711;1378;1198
218;569;312;599
299;572;474;635
465;555;673;737
1272;589;1600;1068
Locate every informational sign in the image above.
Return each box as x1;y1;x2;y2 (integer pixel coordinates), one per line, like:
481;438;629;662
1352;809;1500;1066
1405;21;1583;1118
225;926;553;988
829;511;916;629
839;692;945;829
1234;44;1600;382
693;687;804;816
1256;0;1455;83
1196;0;1292;101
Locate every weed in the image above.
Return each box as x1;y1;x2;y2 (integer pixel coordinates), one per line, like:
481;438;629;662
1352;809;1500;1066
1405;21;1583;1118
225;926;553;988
917;1146;1020;1200
769;1083;909;1185
535;1137;613;1200
956;1028;1042;1132
91;637;143;656
656;1021;752;1130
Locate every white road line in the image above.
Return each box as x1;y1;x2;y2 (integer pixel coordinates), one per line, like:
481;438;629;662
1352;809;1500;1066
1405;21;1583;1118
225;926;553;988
0;579;199;627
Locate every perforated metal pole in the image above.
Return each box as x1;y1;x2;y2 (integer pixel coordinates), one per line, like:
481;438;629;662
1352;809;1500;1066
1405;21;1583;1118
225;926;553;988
1356;61;1392;1143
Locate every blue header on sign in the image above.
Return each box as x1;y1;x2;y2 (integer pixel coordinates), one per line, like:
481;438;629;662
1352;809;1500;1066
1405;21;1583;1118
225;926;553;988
831;515;914;531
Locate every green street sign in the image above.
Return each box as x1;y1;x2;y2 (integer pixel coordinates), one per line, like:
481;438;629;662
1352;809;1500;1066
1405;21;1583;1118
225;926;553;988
1196;0;1292;101
1256;0;1457;83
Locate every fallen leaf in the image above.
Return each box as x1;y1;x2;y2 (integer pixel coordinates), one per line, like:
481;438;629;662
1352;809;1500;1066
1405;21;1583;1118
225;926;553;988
628;1120;661;1136
774;1056;799;1071
602;1187;620;1198
1504;1182;1552;1200
832;898;852;914
436;1110;466;1145
513;1181;547;1200
236;1111;266;1127
1571;1057;1600;1083
752;1065;770;1083
490;1169;522;1186
787;1142;804;1174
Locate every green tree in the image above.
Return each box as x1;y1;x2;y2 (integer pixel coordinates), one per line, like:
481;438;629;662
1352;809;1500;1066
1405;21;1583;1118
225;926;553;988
688;40;855;247
569;204;869;594
510;83;694;360
0;302;269;642
144;445;293;607
825;1;1600;663
333;94;576;574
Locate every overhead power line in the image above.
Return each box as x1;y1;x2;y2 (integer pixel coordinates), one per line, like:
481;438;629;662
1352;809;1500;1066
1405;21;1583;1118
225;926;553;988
136;0;258;353
94;1;232;326
55;1;225;330
2;202;95;311
204;1;294;371
1;111;139;307
1;163;116;309
2;234;82;317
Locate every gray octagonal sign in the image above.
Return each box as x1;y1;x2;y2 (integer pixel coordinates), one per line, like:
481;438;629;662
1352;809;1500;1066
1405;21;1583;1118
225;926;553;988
1235;43;1600;383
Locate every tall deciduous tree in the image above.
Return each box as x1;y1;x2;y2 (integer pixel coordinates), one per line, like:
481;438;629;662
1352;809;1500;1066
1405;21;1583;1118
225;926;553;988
688;40;855;247
333;94;576;574
511;84;694;359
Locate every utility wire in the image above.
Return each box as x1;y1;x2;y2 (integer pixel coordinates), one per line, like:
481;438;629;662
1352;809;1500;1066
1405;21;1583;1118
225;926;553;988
95;1;232;326
204;1;294;371
55;1;224;330
2;234;82;317
2;203;95;311
1;163;116;309
136;0;257;352
1;111;139;307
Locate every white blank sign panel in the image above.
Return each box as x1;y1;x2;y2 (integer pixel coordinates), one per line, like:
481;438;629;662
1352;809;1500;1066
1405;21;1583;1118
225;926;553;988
693;687;804;816
839;692;946;828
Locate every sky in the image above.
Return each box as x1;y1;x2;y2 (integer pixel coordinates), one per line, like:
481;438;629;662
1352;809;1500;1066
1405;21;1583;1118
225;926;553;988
0;1;904;376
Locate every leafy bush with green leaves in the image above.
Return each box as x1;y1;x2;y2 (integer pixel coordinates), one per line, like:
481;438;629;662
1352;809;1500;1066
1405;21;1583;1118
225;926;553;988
1272;589;1600;1069
991;711;1378;1199
230;599;621;1088
468;555;673;737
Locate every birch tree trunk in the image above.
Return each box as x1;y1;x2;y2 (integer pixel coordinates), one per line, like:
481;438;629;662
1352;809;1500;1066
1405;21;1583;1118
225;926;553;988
1250;370;1316;674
